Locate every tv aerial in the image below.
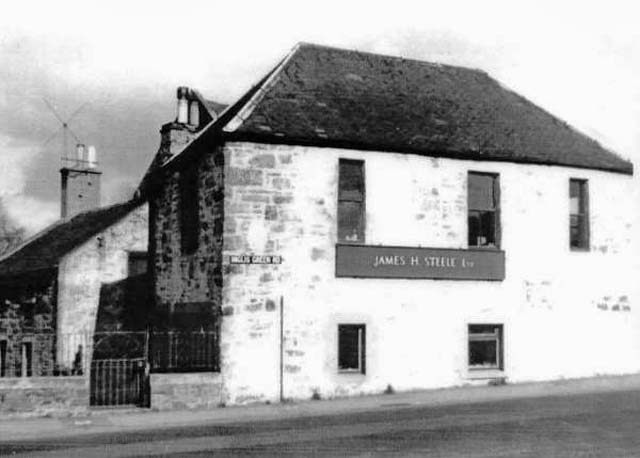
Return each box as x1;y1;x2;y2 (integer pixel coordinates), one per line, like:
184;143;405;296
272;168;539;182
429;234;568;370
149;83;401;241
41;99;92;167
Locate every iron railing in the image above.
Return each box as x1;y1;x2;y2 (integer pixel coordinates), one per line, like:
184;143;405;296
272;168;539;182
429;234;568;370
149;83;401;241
0;332;89;378
150;331;219;373
0;330;219;378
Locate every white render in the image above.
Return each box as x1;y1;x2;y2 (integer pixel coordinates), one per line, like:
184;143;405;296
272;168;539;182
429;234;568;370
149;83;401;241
220;141;639;404
56;203;148;365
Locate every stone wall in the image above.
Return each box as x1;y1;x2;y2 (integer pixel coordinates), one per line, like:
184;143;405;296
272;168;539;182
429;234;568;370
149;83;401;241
150;372;223;410
219;141;639;404
0;376;88;417
151;144;224;328
0;272;58;376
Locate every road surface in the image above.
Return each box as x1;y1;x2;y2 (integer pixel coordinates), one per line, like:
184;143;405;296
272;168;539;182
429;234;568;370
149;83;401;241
3;389;640;457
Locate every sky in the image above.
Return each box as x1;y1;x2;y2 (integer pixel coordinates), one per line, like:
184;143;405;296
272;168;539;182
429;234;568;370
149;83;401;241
1;0;639;235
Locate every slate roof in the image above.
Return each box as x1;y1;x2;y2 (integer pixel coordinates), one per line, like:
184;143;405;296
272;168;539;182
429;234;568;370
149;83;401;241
203;99;228;117
0;200;142;277
222;43;632;175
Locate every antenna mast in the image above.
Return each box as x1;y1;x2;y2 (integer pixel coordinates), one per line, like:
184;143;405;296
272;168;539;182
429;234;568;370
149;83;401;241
41;99;89;165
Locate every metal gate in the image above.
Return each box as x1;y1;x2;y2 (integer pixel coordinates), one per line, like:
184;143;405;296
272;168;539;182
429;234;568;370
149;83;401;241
90;332;149;407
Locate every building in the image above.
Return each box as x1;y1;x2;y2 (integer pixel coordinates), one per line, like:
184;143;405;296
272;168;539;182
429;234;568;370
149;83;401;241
147;42;636;407
0;150;148;378
0;87;228;414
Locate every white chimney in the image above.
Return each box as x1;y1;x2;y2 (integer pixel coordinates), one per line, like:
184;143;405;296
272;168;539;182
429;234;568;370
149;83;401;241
76;144;85;167
87;145;97;168
189;100;199;127
177;86;189;124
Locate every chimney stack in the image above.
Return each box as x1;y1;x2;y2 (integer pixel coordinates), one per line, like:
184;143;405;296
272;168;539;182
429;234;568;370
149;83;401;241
156;86;203;165
60;146;101;219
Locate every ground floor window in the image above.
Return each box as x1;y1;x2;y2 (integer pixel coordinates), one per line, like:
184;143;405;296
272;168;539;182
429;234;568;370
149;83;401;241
0;340;6;377
468;324;503;370
338;324;365;374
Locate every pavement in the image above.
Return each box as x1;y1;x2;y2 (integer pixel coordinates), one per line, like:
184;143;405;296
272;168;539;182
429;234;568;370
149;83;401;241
2;373;640;445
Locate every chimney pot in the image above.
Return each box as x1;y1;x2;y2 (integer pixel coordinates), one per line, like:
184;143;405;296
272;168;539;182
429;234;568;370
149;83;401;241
189;100;200;127
76;144;85;167
87;145;97;168
177;86;189;124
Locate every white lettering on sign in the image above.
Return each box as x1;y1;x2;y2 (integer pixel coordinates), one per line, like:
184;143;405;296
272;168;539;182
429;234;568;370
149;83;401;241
373;254;471;269
229;255;282;265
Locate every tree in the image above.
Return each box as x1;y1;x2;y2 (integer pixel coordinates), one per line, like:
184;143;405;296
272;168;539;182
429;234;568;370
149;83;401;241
0;198;25;257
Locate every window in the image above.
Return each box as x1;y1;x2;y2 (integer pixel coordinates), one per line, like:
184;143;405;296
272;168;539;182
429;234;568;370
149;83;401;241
468;172;500;248
0;340;6;377
338;324;365;373
468;324;503;370
128;251;148;277
338;159;365;243
180;165;199;254
570;179;589;250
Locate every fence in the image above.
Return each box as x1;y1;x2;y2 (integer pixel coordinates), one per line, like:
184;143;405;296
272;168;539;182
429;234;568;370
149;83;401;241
0;330;219;378
0;332;88;378
150;331;219;373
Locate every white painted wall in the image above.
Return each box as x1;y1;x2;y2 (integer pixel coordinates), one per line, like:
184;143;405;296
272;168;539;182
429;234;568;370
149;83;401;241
221;142;639;403
56;203;148;366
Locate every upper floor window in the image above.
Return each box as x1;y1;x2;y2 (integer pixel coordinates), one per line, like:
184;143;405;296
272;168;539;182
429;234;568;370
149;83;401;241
180;165;199;254
338;159;365;243
570;179;589;250
468;172;500;248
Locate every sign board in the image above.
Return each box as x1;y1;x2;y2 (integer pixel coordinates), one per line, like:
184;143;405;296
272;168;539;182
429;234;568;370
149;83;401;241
335;244;504;281
228;254;282;265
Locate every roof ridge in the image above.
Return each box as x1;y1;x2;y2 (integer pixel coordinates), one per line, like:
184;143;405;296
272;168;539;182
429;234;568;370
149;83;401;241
295;41;488;75
0;199;139;264
223;43;304;132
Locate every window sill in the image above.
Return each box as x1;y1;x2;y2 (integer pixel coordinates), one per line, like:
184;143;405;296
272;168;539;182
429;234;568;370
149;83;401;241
467;245;501;251
570;247;590;253
338;369;365;376
466;368;505;380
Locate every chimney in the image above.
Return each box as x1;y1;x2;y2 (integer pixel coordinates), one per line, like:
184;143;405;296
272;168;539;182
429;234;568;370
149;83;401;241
60;145;101;219
156;86;202;164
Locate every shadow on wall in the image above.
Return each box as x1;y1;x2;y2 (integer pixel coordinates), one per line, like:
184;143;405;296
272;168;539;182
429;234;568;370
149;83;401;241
95;273;152;333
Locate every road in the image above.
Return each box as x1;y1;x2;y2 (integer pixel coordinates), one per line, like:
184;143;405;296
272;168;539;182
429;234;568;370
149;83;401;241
3;389;640;457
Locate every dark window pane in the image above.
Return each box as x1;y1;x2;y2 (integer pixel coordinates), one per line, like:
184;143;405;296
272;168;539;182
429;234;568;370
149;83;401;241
468;174;495;210
180;165;199;254
0;340;6;377
469;340;498;367
338;201;364;242
469;325;500;335
339;160;364;201
468;212;481;246
468;210;496;247
570;180;581;199
569;180;588;249
338;325;364;372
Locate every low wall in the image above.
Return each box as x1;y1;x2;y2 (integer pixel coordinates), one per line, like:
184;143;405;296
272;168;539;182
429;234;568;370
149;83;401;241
150;372;223;410
0;376;88;417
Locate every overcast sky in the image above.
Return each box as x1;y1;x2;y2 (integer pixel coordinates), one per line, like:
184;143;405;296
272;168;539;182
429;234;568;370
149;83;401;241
1;0;638;234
